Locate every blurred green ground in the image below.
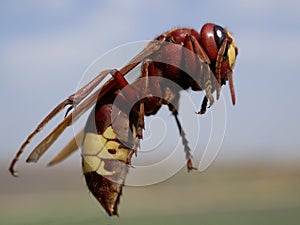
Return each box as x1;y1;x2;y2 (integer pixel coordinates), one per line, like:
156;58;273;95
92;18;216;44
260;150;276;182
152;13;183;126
1;163;300;225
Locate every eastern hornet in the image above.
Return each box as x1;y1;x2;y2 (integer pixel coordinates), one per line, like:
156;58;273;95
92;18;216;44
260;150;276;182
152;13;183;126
9;23;238;216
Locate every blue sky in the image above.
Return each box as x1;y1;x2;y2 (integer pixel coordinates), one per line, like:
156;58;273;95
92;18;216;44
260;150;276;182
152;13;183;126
1;0;300;168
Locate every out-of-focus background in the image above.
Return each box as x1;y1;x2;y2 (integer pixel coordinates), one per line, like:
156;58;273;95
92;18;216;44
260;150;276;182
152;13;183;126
1;1;300;225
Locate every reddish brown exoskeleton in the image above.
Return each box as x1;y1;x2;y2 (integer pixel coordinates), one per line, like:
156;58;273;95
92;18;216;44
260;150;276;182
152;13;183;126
9;23;238;216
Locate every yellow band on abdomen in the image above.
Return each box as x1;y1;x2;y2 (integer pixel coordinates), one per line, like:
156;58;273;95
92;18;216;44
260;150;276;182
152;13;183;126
82;128;131;175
